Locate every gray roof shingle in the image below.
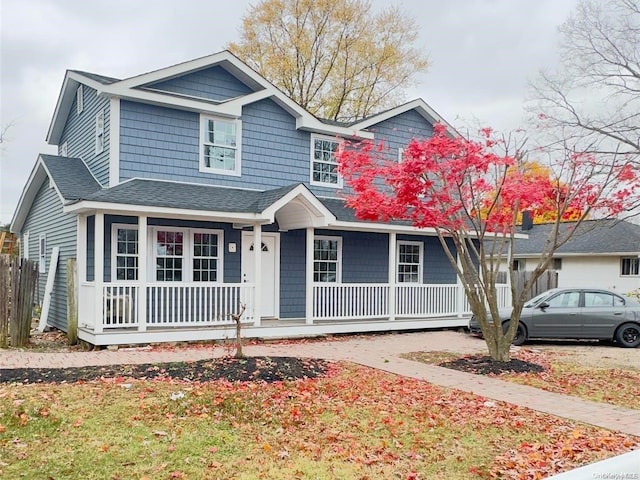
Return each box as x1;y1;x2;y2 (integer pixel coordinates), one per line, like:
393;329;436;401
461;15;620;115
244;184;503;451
41;155;102;200
514;219;640;255
70;70;120;85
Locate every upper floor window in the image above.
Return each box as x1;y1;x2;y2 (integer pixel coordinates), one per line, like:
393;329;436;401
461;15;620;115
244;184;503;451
512;259;525;271
397;241;423;283
95;110;105;154
621;256;639;276
314;236;341;282
311;135;341;187
200;115;241;176
76;85;84;114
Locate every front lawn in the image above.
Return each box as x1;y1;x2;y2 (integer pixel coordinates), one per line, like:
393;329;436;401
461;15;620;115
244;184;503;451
0;362;636;479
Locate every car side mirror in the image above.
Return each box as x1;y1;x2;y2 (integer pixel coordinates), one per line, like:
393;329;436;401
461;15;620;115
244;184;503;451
538;302;549;311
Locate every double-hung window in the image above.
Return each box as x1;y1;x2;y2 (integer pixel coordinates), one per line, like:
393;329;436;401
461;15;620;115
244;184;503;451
314;236;341;282
153;228;223;282
200;115;241;176
311;135;341;187
621;256;639;276
95;110;105;154
397;241;423;283
113;226;138;281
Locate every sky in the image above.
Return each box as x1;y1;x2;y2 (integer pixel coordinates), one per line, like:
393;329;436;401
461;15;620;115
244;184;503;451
0;0;580;225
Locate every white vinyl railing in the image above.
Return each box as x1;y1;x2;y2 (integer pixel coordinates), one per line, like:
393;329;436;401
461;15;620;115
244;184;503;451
313;283;390;319
101;283;255;329
395;284;459;318
95;282;509;330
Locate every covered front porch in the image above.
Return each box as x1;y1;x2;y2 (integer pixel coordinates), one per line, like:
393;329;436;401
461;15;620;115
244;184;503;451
67;182;511;346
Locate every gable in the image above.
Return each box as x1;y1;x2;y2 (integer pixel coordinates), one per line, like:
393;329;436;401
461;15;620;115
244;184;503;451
367;109;435;149
144;65;255;102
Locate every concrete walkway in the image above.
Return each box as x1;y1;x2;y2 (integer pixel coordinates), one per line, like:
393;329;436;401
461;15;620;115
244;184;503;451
1;330;639;437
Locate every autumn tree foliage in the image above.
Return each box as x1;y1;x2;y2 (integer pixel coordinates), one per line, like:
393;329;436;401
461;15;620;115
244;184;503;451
228;0;428;122
338;125;639;361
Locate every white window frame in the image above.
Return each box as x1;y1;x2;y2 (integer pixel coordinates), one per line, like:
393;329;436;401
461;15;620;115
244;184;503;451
398;147;405;163
199;114;241;176
60;142;68;157
313;235;342;283
310;134;342;188
76;85;83;114
621;256;640;277
150;227;224;282
111;224;139;282
397;241;423;284
38;234;46;274
95;110;105;155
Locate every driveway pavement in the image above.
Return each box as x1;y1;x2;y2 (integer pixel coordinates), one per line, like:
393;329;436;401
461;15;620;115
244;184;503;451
1;330;639;436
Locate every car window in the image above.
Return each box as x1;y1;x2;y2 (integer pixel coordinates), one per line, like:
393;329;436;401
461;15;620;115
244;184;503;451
585;292;614;307
546;291;580;308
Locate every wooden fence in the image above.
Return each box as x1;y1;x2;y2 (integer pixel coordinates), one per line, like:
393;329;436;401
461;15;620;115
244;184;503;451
0;255;38;347
511;270;558;299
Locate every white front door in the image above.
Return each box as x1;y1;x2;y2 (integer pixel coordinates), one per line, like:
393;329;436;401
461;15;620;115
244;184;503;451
241;232;279;318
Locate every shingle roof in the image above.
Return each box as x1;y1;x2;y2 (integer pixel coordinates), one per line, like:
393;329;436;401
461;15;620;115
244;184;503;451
514;219;640;255
41;155;102;200
320;197;413;226
70;70;120;85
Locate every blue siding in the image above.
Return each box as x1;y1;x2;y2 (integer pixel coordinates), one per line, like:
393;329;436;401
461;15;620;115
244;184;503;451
367;110;435;153
147;66;253;101
21;178;77;331
338;231;388;283
279;230;307;318
59;85;110;185
398;234;457;283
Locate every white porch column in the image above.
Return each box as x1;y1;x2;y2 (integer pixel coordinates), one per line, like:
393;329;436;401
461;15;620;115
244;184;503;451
305;227;314;325
94;213;104;333
388;232;397;321
253;223;262;327
77;215;87;283
137;215;147;331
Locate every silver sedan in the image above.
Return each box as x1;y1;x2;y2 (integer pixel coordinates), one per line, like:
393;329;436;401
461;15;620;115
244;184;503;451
468;288;640;348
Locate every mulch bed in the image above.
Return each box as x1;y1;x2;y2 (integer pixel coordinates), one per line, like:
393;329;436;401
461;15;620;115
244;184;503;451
439;355;545;375
0;356;329;385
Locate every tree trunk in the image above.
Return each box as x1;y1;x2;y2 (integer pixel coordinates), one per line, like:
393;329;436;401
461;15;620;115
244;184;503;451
231;304;247;358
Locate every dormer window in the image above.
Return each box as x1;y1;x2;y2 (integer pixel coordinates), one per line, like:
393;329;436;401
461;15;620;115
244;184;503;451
199;115;241;176
311;135;342;187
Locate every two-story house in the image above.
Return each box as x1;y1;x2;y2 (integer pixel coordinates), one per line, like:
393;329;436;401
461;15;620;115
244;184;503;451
10;51;510;346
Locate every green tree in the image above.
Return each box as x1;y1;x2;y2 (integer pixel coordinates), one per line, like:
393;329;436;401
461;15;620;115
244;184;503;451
228;0;429;122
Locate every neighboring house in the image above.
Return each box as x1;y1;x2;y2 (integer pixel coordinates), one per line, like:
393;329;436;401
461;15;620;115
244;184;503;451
11;51;508;346
511;219;640;295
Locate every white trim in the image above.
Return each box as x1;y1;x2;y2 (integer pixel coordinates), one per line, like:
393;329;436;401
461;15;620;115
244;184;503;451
109;98;120;186
313;235;342;283
398;147;404;163
305;228;314;324
137;215;148;332
94;212;105;333
77;216;86;283
388;232;397;321
38;233;46;274
95;109;105;155
199;114;242;177
310;134;343;188
350;98;460;138
76;85;83;114
23;231;30;260
60;142;68;157
111;223;139;283
396;240;424;284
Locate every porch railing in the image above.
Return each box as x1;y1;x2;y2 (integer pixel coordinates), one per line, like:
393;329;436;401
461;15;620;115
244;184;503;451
89;282;509;331
313;283;390;320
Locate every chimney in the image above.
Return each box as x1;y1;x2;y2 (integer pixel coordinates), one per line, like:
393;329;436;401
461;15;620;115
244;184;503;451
522;211;533;231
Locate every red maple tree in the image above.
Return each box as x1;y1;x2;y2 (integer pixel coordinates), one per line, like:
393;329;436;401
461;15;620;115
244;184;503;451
338;124;639;361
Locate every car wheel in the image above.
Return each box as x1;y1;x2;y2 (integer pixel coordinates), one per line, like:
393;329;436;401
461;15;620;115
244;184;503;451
615;323;640;348
503;322;527;346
